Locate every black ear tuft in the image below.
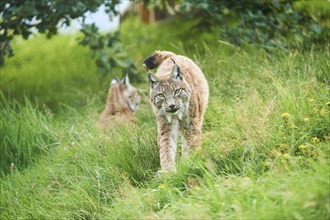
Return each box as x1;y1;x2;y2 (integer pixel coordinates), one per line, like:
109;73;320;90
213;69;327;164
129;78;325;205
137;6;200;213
143;55;158;70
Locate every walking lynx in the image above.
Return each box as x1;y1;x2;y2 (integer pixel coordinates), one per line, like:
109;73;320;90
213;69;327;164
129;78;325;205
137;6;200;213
144;51;209;172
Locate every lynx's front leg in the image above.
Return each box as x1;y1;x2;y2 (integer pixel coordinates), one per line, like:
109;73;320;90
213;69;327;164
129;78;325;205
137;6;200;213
157;117;179;172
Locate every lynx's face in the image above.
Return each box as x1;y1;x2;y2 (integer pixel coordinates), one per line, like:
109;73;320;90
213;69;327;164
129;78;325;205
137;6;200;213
124;86;140;112
148;64;191;120
110;75;140;112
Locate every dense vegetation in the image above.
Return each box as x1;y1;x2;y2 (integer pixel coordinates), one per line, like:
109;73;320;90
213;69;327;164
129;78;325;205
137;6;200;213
1;4;329;220
178;0;329;50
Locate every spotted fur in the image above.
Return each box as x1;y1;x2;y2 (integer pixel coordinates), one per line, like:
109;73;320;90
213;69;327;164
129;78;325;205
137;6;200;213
144;50;209;172
98;75;140;128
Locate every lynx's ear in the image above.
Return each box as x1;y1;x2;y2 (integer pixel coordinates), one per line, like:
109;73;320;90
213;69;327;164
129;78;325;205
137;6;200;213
172;64;183;81
148;72;159;89
110;76;120;87
121;74;130;86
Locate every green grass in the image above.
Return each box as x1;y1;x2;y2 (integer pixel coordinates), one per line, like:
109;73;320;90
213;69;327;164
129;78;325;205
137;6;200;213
0;16;329;219
295;0;330;21
0;35;101;111
0;94;57;177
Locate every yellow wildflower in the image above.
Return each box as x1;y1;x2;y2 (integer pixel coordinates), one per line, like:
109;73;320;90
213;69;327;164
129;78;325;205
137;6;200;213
279;143;288;148
307;98;314;102
312;137;320;143
299;144;307;149
291;124;298;129
274;151;282;157
319;109;326;116
303;117;309;122
159;185;165;189
283;153;291;159
281;112;290;118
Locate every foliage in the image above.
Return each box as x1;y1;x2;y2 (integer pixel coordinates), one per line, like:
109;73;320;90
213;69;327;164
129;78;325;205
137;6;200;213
79;24;140;81
0;0;121;66
176;0;329;50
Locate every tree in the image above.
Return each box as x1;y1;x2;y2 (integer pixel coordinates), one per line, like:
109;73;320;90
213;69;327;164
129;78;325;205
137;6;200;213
79;24;139;80
0;0;121;66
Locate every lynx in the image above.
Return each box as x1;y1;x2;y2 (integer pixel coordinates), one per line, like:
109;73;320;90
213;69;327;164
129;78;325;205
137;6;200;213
144;50;209;172
98;75;140;128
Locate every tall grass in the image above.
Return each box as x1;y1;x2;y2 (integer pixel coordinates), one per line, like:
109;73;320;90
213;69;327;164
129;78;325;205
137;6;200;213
0;108;161;218
0;94;57;176
0;15;329;219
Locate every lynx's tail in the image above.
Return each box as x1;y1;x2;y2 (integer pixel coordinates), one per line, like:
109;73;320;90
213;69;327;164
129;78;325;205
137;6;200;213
143;50;176;70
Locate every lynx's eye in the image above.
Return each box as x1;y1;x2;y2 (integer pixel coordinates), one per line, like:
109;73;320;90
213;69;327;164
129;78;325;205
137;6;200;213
156;93;166;99
174;88;182;95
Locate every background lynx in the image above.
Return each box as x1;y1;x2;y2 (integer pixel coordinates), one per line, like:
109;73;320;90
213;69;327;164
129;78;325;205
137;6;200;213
98;75;140;128
144;50;209;172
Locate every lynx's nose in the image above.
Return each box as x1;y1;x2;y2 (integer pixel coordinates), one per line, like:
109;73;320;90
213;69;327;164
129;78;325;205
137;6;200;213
166;104;179;113
169;104;176;109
